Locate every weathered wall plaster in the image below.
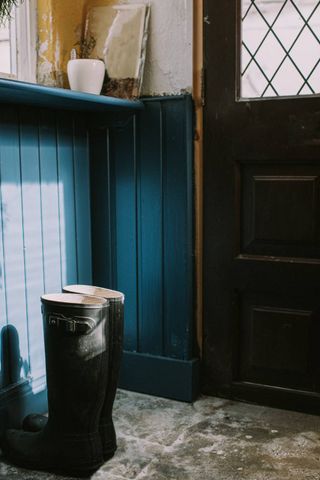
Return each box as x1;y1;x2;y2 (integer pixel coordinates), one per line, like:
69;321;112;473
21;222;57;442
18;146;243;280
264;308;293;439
38;0;86;87
123;0;193;96
37;0;193;95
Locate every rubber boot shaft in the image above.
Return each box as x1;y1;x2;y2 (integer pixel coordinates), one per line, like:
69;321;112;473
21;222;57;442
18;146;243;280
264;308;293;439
64;286;124;459
2;294;109;477
23;285;124;460
99;296;124;457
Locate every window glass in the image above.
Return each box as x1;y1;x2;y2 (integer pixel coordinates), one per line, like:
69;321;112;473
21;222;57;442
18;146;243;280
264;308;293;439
241;0;320;98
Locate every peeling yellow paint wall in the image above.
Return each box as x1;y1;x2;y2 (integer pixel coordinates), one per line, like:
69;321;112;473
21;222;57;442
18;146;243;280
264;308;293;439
37;0;86;87
85;0;119;7
37;0;119;87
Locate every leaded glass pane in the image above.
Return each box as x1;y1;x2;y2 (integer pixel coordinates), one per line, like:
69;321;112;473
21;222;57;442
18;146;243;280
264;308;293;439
241;0;320;98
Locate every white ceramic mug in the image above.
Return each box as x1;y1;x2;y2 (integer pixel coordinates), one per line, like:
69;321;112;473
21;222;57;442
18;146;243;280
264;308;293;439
67;59;105;95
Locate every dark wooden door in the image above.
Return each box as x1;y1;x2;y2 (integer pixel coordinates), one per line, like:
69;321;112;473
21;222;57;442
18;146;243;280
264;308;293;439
203;0;320;413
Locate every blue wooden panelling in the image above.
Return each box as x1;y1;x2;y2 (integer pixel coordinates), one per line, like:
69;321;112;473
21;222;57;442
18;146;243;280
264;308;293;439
0;105;92;412
90;128;114;289
138;102;164;356
91;121;141;352
56;111;78;287
110;118;140;352
162;97;194;360
0;94;196;413
0;108;29;385
38;110;63;294
19;108;46;381
103;96;195;362
73;119;92;284
90;95;195;369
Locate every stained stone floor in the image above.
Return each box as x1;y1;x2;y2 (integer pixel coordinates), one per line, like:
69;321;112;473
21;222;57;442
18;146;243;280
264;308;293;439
1;389;320;479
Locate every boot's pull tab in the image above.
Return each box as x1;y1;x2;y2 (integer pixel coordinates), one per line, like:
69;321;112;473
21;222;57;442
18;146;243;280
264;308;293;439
48;314;96;334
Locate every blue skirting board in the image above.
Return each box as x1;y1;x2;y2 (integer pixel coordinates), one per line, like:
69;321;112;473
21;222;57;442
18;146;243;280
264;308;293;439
120;352;200;403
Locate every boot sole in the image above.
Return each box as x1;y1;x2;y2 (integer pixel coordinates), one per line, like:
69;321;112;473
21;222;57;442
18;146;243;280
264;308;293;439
5;452;104;478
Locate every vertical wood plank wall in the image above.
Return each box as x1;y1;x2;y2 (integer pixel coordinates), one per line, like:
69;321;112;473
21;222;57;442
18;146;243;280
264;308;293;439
0;95;197;431
0;106;92;429
91;96;198;401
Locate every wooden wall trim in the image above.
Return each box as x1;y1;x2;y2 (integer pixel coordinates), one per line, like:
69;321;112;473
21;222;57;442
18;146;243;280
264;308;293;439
193;0;204;356
119;351;200;403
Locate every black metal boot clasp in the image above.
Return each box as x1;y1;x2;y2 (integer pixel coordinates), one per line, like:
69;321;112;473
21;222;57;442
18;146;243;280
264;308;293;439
47;313;96;334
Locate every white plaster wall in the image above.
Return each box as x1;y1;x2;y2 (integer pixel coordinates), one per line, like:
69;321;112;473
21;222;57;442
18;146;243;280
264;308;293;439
124;0;193;96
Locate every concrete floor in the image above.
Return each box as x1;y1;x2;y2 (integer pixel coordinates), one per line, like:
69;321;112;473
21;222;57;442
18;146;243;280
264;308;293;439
1;390;320;479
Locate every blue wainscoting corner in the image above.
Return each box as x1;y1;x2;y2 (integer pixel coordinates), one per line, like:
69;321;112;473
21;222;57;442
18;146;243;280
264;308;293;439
91;95;199;403
0;84;198;433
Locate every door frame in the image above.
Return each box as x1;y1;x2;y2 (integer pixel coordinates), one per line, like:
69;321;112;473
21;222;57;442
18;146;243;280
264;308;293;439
193;0;204;357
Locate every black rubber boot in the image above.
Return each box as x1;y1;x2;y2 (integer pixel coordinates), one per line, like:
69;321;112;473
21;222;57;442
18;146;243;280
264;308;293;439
22;285;124;461
2;293;110;477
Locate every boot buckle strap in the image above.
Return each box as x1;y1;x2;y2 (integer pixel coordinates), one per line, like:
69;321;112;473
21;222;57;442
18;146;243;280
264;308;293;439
48;314;96;334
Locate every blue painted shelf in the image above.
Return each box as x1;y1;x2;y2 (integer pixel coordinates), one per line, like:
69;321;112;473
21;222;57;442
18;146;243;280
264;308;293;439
0;79;144;113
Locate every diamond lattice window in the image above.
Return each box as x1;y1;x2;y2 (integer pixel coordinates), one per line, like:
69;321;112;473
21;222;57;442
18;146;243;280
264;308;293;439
241;0;320;98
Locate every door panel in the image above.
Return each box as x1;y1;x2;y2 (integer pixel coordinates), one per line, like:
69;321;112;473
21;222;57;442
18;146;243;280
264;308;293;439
241;163;320;258
238;293;315;391
203;0;320;413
